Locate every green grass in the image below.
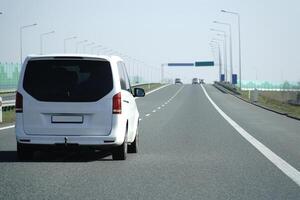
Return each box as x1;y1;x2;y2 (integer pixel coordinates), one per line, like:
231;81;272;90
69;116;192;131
258;95;300;118
239;90;300;118
240;90;250;100
1;108;16;125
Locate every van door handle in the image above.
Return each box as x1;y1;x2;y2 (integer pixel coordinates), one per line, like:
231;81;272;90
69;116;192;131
123;100;129;103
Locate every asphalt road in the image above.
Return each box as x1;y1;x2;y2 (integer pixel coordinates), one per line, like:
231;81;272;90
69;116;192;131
0;84;299;200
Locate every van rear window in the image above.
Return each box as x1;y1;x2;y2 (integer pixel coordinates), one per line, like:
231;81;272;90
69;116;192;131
23;59;113;102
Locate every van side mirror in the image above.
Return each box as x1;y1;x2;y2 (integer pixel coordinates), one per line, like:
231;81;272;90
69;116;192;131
133;88;145;97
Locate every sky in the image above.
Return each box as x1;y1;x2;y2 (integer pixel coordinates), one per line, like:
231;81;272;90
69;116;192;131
0;0;299;84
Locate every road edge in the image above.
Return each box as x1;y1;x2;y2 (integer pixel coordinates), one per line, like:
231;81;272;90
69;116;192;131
212;84;300;121
202;84;300;187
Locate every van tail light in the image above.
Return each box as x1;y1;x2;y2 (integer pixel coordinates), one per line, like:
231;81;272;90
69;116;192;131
112;92;122;114
16;92;23;113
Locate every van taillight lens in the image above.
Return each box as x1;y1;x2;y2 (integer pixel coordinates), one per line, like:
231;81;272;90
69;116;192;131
16;92;23;113
112;92;122;114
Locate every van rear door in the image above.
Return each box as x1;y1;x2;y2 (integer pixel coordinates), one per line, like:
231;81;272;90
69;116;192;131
22;57;114;136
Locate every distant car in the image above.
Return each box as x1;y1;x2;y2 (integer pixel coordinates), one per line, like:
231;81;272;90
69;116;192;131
175;78;183;84
192;78;200;84
15;54;145;161
199;79;205;84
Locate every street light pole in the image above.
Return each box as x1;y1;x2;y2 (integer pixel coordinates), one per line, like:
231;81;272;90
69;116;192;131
76;40;88;53
214;21;233;83
221;10;242;89
210;46;219;79
20;23;37;64
97;47;106;55
211;29;228;81
83;42;94;53
210;41;222;81
91;45;102;54
217;34;227;82
120;54;132;77
212;38;226;82
40;30;55;54
161;64;166;83
64;36;77;53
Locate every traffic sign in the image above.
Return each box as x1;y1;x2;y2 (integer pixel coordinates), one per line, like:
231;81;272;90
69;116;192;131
168;63;194;67
195;61;214;67
232;74;238;84
221;74;225;81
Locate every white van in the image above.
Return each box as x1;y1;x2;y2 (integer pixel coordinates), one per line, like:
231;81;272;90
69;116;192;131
15;54;145;160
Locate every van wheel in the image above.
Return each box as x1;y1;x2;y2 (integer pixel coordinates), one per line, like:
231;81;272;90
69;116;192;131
17;142;34;160
128;130;138;153
112;141;127;160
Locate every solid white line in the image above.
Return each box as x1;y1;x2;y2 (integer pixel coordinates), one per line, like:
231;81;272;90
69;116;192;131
201;85;300;187
145;114;151;117
135;84;171;100
0;125;15;131
145;84;171;96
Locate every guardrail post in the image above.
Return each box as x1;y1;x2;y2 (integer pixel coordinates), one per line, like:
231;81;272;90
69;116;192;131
0;97;2;123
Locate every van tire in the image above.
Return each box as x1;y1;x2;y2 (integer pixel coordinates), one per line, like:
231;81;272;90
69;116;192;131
128;130;138;153
17;142;34;160
112;141;127;160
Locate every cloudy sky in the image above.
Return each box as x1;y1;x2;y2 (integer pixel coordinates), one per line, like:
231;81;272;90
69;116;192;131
0;0;299;83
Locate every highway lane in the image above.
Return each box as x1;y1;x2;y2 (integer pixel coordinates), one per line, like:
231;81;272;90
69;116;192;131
0;84;299;200
205;85;300;170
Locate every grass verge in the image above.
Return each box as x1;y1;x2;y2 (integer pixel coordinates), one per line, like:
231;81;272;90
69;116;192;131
239;90;300;119
1;108;16;125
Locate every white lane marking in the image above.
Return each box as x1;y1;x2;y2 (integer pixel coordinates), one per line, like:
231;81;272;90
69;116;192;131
201;85;300;187
145;84;171;96
0;125;15;131
142;86;184;121
162;105;165;107
139;118;142;121
157;107;161;110
135;84;171;99
169;85;184;100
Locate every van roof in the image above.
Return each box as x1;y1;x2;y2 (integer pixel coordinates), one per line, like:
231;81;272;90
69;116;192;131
26;54;123;62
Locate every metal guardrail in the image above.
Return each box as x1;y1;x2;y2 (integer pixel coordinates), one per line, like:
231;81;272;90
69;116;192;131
214;81;240;95
3;100;15;108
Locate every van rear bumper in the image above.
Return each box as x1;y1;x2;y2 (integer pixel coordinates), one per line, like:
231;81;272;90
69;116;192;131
17;135;119;146
17;142;118;151
15;114;127;147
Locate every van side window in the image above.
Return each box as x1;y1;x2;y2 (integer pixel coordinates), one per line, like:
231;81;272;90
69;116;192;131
117;62;127;90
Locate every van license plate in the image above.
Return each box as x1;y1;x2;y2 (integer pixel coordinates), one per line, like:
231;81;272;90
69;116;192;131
51;115;83;123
